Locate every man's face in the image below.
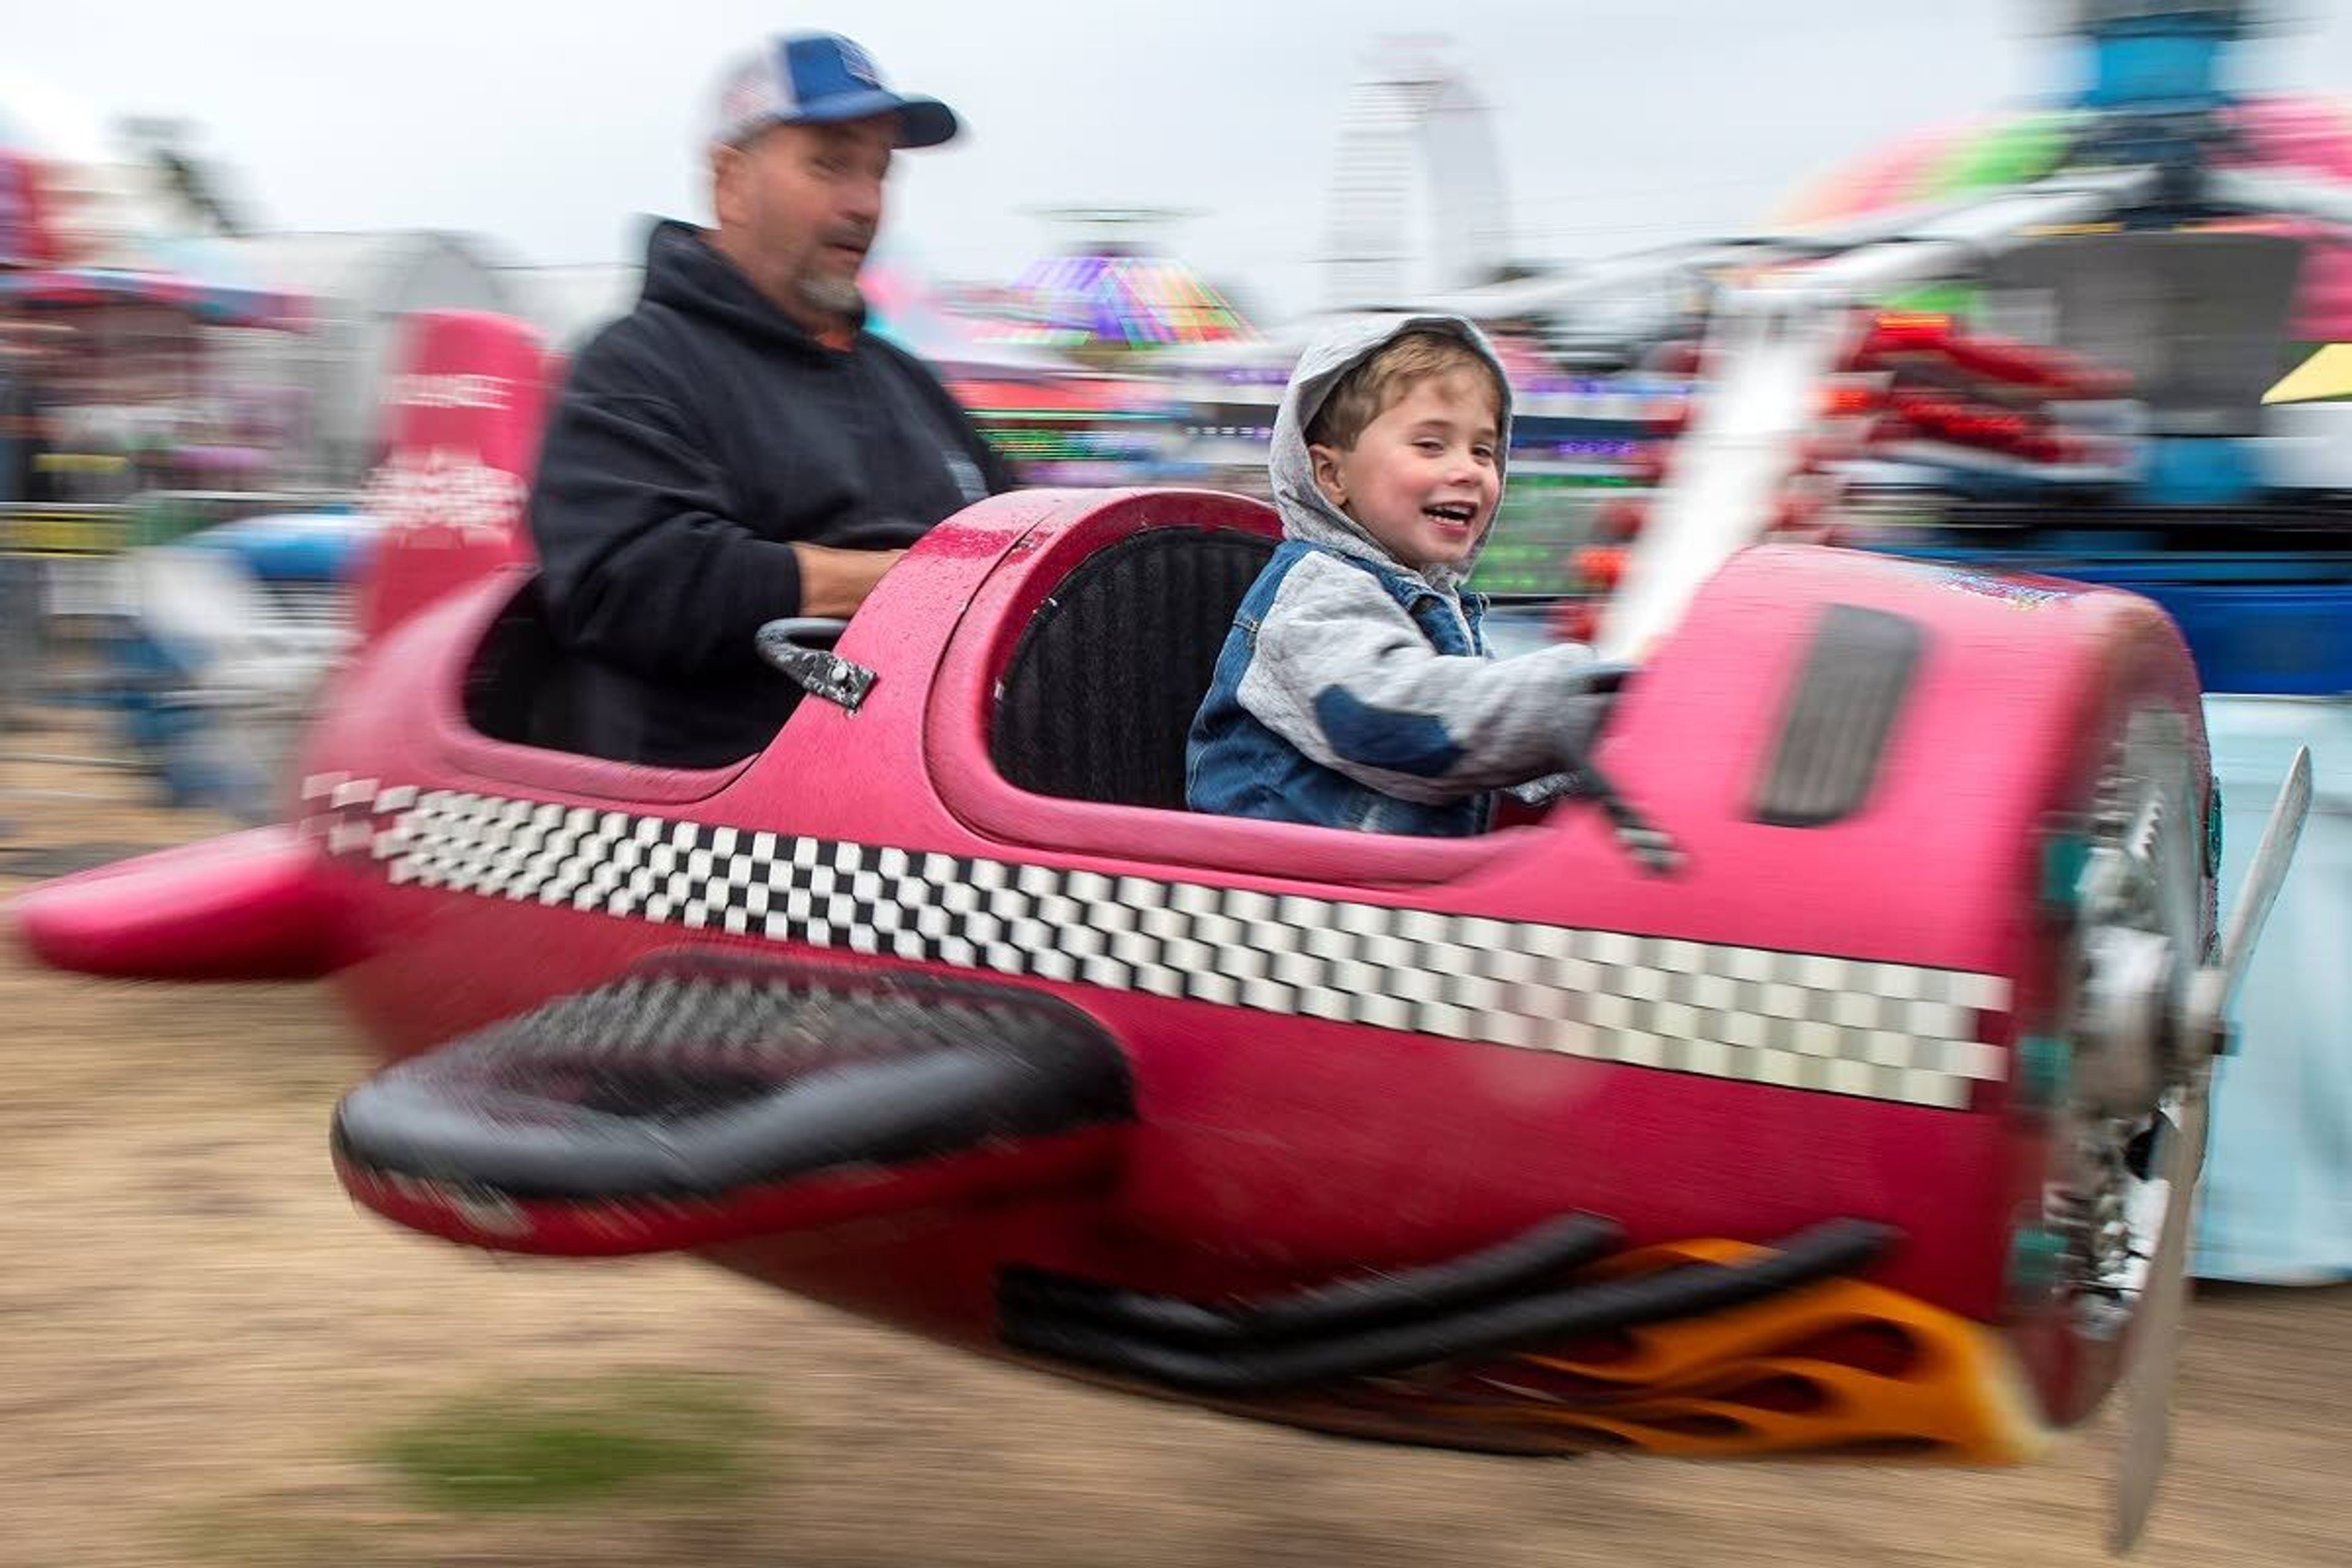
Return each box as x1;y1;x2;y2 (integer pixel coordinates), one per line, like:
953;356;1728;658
713;116;895;327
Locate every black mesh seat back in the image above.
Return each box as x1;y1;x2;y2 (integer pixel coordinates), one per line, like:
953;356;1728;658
461;577;584;752
992;526;1276;809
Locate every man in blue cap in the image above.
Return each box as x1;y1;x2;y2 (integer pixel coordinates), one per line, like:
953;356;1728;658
529;31;1014;767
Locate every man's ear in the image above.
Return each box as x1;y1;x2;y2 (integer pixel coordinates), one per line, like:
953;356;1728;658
1307;443;1348;508
711;145;748;230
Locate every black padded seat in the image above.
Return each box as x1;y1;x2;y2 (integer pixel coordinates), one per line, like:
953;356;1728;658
991;526;1276;810
462;579;586;752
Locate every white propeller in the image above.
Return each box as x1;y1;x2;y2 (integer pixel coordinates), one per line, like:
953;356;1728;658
2110;745;2311;1555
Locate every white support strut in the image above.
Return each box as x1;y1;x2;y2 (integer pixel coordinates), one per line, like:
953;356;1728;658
1597;167;2161;663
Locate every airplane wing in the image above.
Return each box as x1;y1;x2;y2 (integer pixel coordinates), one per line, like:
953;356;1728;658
331;955;1133;1256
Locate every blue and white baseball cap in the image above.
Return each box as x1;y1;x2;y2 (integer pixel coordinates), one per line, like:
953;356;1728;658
710;31;960;150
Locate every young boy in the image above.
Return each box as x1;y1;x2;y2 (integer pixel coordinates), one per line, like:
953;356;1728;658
1186;314;1621;837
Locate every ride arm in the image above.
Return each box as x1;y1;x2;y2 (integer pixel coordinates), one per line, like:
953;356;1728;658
1237;551;1616;805
2204;168;2352;230
1597;166;2160;663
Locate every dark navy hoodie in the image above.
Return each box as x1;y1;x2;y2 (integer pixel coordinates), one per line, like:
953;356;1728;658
529;219;1013;767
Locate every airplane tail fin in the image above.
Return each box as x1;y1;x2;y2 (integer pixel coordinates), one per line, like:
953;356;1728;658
352;310;554;640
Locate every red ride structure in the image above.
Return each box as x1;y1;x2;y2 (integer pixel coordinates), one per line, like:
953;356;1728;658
9;312;2311;1550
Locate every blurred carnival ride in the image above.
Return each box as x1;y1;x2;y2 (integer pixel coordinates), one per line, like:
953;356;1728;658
0;94;382;821
2;9;2346;1551
13;271;2315;1556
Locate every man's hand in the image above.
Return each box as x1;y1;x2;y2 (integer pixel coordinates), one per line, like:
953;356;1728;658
791;543;907;619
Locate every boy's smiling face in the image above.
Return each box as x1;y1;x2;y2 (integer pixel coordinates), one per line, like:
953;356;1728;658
1308;366;1502;573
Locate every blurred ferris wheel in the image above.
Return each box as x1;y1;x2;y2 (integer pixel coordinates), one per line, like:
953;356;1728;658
1320;37;1515;312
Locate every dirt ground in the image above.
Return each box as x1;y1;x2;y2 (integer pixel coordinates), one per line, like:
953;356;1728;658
2;729;2347;1568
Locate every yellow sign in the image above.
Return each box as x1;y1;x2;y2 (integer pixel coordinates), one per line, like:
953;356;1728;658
2263;344;2352;405
0;508;132;557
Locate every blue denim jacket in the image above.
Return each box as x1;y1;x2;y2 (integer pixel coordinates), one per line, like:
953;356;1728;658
1184;313;1608;839
1187;540;1495;837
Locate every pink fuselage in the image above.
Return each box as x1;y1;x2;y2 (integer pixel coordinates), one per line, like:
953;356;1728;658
273;486;2205;1431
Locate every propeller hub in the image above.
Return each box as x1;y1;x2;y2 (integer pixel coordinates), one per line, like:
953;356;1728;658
2076;924;2177;1118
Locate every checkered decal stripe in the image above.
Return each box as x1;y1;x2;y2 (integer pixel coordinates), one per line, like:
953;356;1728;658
302;777;2011;1110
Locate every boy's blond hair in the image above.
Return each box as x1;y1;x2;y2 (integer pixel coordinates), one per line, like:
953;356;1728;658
1304;330;1505;451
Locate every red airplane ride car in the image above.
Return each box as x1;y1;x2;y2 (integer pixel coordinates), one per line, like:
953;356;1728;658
12;312;2310;1551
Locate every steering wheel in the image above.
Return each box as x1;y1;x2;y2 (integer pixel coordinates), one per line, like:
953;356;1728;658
755;617;870;711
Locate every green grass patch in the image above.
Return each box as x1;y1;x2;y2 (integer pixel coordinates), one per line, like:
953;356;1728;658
369;1373;766;1515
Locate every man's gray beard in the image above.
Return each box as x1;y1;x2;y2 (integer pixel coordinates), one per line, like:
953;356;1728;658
795;274;866;322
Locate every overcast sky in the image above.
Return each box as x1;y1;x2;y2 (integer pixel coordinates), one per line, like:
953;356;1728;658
7;1;2350;320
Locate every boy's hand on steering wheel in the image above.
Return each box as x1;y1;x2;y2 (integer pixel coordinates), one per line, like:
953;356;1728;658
1562;663;1635;761
1577;662;1637;696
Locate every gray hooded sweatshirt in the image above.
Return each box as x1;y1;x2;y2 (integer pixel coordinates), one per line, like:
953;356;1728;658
1186;313;1616;835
